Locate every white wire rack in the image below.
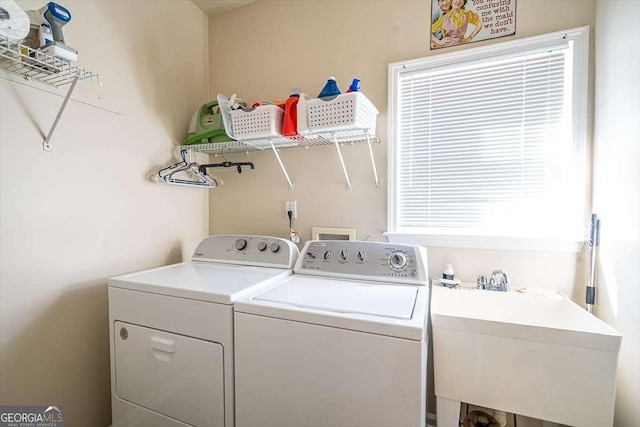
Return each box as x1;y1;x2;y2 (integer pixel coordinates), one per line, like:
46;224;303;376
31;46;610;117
0;36;102;150
0;36;101;86
188;130;378;153
187;129;381;191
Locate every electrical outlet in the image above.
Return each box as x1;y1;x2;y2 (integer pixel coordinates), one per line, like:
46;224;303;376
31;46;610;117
285;201;297;219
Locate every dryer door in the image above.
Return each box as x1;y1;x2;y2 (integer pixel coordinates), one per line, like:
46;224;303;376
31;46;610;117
114;321;224;426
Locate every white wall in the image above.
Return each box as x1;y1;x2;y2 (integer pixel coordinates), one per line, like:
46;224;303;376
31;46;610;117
593;1;640;426
208;1;595;298
0;1;209;425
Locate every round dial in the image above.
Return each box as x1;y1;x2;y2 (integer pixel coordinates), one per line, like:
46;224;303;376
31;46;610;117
339;250;349;261
356;251;366;262
257;242;268;251
306;250;317;260
323;250;332;260
389;251;408;269
235;239;248;251
270;243;280;253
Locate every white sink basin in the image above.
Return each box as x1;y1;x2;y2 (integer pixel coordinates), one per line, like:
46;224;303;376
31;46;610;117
431;283;622;427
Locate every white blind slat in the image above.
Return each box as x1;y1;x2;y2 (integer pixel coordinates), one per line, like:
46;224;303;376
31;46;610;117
394;42;582;236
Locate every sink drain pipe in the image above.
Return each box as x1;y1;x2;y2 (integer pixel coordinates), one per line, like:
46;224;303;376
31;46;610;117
586;213;600;313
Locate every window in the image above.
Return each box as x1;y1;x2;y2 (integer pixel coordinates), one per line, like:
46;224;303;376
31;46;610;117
387;27;589;251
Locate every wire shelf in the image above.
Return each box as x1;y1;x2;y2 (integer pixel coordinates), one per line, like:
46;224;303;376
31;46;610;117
0;36;101;87
187;129;380;155
1;36;102;150
184;128;381;190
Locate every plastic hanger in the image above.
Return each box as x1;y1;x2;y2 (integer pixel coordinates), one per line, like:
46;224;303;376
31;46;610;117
155;147;189;179
199;160;255;174
198;147;255;174
151;148;223;188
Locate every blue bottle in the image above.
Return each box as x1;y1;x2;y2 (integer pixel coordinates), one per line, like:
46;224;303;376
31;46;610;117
318;76;341;98
347;78;361;92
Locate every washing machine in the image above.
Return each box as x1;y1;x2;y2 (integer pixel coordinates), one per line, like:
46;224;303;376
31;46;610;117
234;240;430;427
108;234;299;427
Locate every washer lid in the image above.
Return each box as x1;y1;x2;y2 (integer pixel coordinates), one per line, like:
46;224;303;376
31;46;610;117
109;261;292;304
255;276;418;319
236;275;429;340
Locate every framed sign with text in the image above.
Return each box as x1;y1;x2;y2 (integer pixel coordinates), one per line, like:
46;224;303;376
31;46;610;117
431;0;516;49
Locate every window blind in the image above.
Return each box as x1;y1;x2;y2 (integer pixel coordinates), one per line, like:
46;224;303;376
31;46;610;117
395;46;584;239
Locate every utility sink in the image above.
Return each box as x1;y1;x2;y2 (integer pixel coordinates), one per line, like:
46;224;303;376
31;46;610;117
431;283;622;427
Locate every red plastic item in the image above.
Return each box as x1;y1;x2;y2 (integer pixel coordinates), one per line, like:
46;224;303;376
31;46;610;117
282;94;300;136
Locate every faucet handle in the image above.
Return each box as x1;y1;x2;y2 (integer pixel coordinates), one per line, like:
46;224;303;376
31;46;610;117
491;270;510;289
477;275;487;289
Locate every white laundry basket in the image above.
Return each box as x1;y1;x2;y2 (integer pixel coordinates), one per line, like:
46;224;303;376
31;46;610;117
229;105;284;140
305;92;378;134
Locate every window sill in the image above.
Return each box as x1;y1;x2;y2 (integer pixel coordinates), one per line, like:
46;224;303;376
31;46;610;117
384;232;586;253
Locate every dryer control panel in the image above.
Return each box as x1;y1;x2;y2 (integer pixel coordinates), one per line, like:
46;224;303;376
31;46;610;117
295;240;428;285
192;235;300;268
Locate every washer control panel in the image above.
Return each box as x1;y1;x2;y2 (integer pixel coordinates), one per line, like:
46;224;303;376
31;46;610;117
296;240;428;285
192;235;299;268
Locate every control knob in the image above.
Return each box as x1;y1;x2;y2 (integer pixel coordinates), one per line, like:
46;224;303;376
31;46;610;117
356;251;366;262
306;250;317;260
257;242;267;251
389;251;408;269
235;239;248;251
270;243;280;253
339;250;349;261
323;250;332;260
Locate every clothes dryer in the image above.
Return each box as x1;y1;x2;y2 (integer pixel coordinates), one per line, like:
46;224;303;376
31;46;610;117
108;235;299;427
234;240;430;427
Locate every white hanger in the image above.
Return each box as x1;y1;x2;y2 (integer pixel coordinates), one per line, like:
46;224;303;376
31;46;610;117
150;148;223;188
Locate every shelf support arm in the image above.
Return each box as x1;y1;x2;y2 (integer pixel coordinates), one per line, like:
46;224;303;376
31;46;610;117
333;134;352;190
270;142;294;191
43;75;79;151
366;133;380;189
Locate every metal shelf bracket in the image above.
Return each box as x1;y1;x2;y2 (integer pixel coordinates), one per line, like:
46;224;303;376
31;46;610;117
332;133;352;191
366;133;380;189
1;36;102;151
270;141;294;191
43;75;79;151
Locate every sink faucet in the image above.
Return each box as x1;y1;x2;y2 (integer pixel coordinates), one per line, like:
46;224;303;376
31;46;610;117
477;270;511;292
